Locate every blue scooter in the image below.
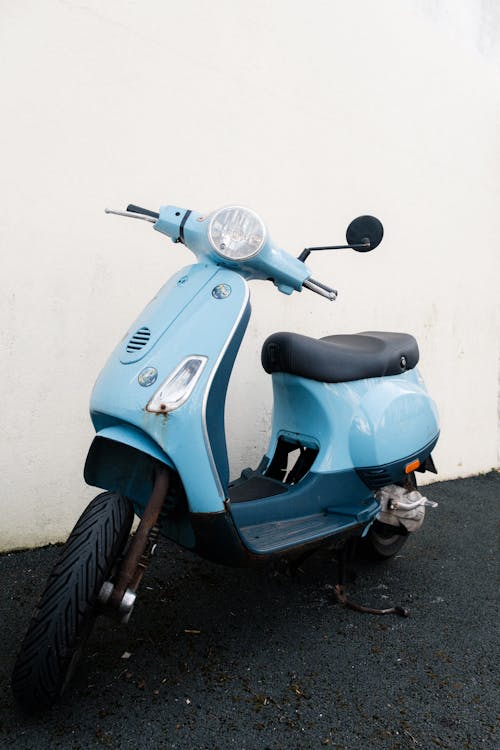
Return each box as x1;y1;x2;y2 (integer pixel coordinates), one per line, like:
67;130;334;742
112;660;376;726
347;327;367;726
12;202;439;712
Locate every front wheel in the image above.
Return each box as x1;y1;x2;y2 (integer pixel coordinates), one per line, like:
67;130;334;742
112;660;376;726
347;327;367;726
11;492;134;713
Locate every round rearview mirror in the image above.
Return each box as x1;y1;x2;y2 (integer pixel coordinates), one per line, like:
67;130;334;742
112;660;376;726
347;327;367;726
346;215;384;252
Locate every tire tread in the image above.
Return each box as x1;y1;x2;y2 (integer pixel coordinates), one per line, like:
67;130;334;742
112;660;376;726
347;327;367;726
11;492;133;712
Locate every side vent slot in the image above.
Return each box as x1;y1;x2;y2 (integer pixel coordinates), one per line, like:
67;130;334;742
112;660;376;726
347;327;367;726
357;467;393;490
126;326;151;353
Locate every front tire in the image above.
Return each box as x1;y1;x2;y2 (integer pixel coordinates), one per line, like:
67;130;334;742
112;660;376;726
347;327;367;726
11;492;134;713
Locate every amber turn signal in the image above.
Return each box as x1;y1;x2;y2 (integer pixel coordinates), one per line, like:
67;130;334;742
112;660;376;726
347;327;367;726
405;459;421;474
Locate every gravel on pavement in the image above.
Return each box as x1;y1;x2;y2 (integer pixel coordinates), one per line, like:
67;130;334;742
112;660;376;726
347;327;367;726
0;472;498;749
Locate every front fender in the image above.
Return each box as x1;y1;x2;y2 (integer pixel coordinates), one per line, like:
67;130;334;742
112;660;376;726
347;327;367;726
84;424;174;508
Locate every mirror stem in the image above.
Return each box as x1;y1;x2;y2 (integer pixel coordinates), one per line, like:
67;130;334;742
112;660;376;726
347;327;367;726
298;240;370;262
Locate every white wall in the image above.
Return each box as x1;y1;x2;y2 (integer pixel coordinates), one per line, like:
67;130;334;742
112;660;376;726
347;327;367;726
1;0;499;550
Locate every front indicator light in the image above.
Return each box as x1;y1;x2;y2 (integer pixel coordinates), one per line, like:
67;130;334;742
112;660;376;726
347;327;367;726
146;356;207;413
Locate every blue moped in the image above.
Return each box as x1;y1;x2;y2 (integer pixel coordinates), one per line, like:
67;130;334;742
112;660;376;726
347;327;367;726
12;202;439;712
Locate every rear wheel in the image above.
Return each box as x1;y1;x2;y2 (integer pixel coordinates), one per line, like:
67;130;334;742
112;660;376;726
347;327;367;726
360;519;408;560
360;473;417;560
11;492;134;713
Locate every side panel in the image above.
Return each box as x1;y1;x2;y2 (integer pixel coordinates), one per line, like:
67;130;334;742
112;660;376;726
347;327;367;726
89;265;250;513
348;369;439;467
266;368;439;473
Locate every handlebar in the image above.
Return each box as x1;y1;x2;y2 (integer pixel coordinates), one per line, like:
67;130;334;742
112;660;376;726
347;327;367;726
126;204;160;220
105;204;337;301
104;207;157;223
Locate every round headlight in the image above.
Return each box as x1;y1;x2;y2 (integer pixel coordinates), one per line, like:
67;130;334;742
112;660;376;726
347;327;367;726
208;206;266;261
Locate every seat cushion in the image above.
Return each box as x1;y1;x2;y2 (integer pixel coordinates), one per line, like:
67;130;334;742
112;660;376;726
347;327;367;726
261;331;419;383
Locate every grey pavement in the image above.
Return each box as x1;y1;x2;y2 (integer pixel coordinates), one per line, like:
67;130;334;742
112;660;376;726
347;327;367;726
0;472;498;749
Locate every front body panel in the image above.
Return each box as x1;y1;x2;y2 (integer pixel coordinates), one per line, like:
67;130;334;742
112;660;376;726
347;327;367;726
87;263;250;514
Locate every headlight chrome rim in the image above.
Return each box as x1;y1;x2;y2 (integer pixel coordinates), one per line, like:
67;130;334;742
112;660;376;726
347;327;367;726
208;205;266;261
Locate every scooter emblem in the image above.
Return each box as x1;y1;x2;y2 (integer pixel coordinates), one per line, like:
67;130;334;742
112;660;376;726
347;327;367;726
212;283;231;299
137;366;158;387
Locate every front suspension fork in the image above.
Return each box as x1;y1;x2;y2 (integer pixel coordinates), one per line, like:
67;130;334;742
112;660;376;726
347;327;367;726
99;464;170;622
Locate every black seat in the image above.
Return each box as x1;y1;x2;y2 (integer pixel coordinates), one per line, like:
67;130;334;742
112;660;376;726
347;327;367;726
261;331;419;383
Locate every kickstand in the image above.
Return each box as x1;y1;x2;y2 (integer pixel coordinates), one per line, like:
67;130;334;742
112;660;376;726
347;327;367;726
287;548;319;576
332;546;409;618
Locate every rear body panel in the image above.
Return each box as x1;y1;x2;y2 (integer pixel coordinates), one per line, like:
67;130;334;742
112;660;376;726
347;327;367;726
265;369;439;474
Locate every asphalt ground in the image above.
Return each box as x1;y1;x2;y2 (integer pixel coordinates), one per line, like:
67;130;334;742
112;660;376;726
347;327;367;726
0;472;498;750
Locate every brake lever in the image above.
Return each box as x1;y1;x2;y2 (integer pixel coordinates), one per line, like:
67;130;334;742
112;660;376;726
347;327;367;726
105;208;157;223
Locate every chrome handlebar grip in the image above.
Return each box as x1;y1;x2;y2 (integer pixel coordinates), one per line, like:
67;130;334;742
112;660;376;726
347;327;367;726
303;278;338;301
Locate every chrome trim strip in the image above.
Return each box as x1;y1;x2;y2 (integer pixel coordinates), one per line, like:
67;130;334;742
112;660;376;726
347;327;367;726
201;277;251;500
207;205;266;261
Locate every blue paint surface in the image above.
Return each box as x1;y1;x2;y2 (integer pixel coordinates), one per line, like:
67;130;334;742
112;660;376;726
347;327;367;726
86;201;440;556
